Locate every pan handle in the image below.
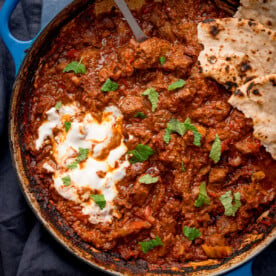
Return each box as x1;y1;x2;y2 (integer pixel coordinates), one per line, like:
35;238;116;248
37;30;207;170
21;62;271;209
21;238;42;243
0;0;34;73
225;259;253;276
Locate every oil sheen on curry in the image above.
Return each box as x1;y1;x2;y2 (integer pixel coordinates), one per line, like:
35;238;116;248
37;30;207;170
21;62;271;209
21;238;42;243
23;0;276;265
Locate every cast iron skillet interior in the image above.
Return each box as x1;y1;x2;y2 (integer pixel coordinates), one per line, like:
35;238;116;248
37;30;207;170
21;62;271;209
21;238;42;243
9;0;276;274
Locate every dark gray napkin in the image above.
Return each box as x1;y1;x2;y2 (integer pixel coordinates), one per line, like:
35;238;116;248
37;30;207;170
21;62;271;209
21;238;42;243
0;1;275;275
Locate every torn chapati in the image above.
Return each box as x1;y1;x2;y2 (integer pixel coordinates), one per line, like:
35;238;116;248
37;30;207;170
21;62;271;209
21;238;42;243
197;18;276;91
234;0;276;31
229;74;276;159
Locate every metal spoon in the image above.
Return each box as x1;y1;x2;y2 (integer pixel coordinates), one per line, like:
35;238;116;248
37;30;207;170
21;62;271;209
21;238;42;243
113;0;148;42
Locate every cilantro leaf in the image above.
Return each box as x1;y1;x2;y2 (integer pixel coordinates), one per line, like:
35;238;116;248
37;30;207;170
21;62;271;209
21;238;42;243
160;56;166;65
101;78;119;92
168;79;186;91
209;134;221;163
55;101;62;111
183;226;201;241
219;191;241;216
63;59;86;74
64;121;71;132
142;88;159;112
139;174;158;184
163;118;201;146
62;175;72;186
194;182;210;208
181;161;186;172
134;112;147;119
91;194;106;210
128;144;154;164
67;148;90;169
139;236;163;253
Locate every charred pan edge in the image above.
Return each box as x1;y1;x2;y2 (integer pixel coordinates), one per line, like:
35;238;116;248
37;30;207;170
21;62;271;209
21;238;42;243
9;0;276;275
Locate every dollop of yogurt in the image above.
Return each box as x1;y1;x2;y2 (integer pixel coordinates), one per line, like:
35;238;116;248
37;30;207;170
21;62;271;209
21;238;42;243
36;102;129;224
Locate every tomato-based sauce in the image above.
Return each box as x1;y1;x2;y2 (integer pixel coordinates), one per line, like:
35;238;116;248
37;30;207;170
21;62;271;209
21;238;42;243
23;0;276;265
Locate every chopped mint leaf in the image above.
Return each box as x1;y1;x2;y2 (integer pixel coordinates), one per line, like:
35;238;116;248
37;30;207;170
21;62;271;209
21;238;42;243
77;148;89;162
101;78;119;92
209;134;221;163
194;182;210;208
219;191;241;216
134;112;147;119
160;56;166;65
167;118;186;136
62;175;72;186
168;79;185;91
63;58;86;74
142;88;159;112
139;236;163;253
163;118;201;146
139;174;158;184
67;148;89;169
183;118;202;146
181;161;186;172
64;121;71;132
91;194;106;210
67;161;78;169
163;128;172;144
128;144;154;164
55;101;62;111
183;226;201;241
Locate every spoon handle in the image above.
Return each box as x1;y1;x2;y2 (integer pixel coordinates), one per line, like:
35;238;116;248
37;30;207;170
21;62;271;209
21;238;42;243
113;0;148;42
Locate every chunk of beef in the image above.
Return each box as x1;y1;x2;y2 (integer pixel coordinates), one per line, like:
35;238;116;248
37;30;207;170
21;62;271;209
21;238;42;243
119;96;144;116
163;44;193;76
234;136;261;154
129;179;152;206
209;168;229;184
98;47;135;81
133;38;171;69
191;101;231;126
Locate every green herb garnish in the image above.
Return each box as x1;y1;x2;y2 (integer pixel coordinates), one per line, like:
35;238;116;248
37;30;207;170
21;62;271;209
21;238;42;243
63;58;86;74
134;112;147;119
194;182;210;208
183;226;201;241
160;56;166;65
209;134;221;163
219;191;241;216
77;148;90;162
67;161;78;169
142;88;159;112
184;118;201;146
64;121;71;132
62;175;72;186
90;194;106;210
67;148;89;169
168;79;185;91
55;101;62;111
181;161;186;172
139;237;163;253
128;144;154;164
101;78;119;92
139;174;158;184
163;118;201;146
